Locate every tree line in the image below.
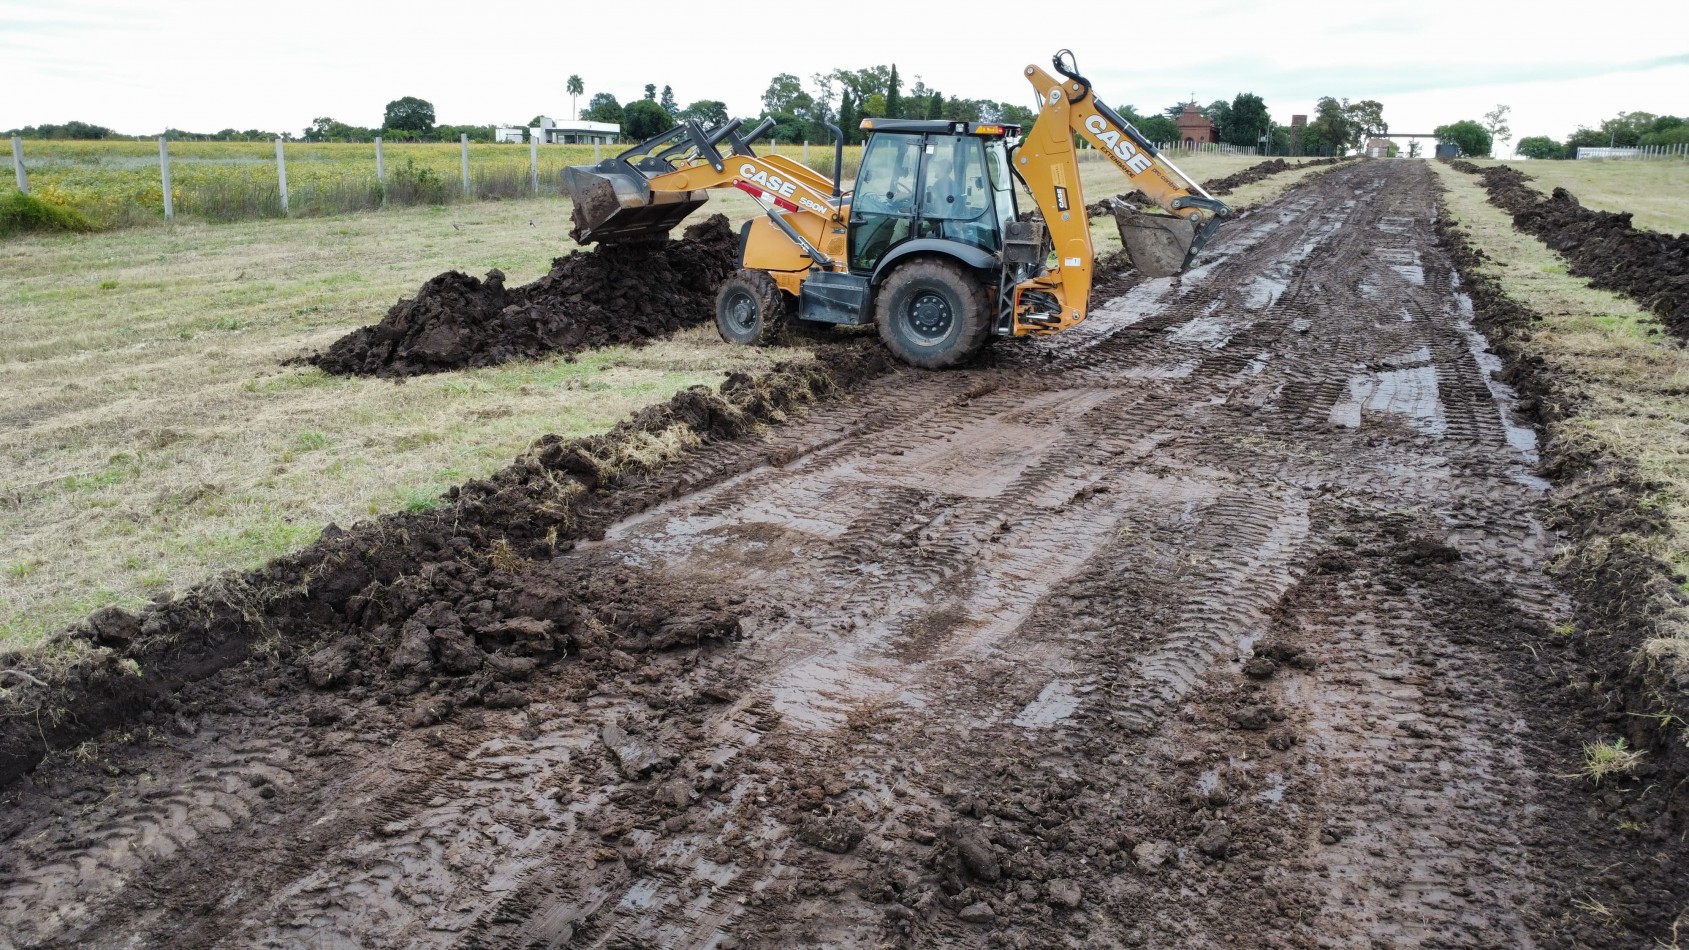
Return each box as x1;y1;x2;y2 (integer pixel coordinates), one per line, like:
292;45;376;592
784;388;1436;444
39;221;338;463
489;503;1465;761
1516;111;1689;159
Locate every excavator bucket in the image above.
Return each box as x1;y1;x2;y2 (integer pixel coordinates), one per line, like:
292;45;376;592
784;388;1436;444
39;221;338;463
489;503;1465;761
563;164;708;244
1112;207;1199;279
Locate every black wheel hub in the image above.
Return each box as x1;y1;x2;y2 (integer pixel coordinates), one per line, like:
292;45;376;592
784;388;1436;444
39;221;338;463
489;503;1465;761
905;291;953;342
726;291;759;332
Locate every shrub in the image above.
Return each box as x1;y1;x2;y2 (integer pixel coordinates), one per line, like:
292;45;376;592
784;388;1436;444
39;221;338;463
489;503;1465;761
0;189;95;237
1435;120;1493;158
1515;136;1566;160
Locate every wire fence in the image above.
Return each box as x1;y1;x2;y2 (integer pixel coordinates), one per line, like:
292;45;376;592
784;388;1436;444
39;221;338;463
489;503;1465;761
4;135;865;230
1574;144;1689;161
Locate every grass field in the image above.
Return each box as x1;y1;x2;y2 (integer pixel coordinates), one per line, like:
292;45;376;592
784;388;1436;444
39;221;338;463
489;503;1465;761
1472;158;1689;234
0;152;1287;649
1;140;866;229
1431;160;1689;658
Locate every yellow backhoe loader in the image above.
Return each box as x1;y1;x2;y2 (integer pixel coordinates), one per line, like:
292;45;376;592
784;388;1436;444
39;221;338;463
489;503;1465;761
564;51;1231;368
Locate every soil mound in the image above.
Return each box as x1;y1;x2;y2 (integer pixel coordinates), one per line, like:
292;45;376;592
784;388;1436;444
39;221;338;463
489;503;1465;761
0;343;895;790
1451;162;1689;339
304;215;738;377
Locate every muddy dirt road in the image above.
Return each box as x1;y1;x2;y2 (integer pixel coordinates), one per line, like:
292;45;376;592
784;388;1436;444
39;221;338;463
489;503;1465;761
0;161;1650;947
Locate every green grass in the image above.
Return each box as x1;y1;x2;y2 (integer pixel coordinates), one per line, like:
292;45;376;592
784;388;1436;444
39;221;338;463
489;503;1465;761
0;189;94;236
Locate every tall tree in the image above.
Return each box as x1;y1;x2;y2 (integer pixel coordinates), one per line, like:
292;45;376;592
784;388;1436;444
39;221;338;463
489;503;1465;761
1204;99;1232;141
1226;93;1270;148
679;100;729;128
1344;99;1387;147
1435;120;1492;158
838;90;857;144
643;83;657;101
885;64;902;120
623;99;673;139
659;85;678;116
383;96;435;133
762;73;807;116
582;93;622;124
1482;104;1511;156
567;75;584;120
1304;97;1354;154
927;90;943;120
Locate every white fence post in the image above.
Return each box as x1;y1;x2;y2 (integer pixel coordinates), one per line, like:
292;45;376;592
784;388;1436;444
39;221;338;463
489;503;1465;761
158;137;173;221
375;136;385;183
530;133;539;195
275;138;289;214
460;133;470;195
594;141;602;162
803;141;810;165
11;136;25;194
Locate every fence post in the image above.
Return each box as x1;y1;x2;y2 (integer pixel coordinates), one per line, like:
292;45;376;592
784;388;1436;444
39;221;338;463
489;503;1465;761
10;136;25;194
375;136;385;182
158;137;173;221
460;133;470;195
275;138;289;214
803;141;810;165
594;141;602;162
530;133;539;195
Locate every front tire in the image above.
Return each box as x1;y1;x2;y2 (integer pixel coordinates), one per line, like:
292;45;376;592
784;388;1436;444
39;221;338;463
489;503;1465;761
873;258;992;369
715;270;785;346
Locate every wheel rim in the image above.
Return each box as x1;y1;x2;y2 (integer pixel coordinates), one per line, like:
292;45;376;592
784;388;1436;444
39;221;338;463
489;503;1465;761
725;290;759;334
904;290;954;345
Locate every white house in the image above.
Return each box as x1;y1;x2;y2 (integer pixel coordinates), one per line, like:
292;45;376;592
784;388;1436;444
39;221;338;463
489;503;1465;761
494;126;526;144
530;117;620;145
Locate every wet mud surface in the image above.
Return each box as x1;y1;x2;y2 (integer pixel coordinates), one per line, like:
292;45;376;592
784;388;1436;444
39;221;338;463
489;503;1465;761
3;162;1683;948
1449;159;1689;339
302;215;738;377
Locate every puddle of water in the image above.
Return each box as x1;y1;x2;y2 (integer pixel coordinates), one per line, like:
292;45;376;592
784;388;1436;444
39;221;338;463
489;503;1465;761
1330;365;1447;436
1244;276;1286;310
1259;775;1286;803
1013;679;1081;729
1197;769;1219;795
1167;315;1241;348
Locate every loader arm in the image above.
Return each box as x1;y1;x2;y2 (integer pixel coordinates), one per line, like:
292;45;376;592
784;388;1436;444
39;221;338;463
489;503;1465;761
1009;50;1231;335
564;117;851;278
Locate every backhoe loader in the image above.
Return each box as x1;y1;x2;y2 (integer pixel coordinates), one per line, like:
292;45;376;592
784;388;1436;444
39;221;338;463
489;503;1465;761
563;51;1231;368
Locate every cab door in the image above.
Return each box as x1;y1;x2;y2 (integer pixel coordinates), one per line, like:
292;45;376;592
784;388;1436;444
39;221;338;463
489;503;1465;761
848;132;924;273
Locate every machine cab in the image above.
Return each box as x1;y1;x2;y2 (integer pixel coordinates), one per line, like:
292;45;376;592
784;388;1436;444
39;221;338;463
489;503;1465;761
848;121;1019;275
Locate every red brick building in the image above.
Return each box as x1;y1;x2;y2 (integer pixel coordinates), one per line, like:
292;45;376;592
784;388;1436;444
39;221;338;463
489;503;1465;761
1175;102;1217;147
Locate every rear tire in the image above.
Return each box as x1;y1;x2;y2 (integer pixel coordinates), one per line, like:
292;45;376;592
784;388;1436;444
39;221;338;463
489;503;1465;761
873;258;992;369
715;270;785;346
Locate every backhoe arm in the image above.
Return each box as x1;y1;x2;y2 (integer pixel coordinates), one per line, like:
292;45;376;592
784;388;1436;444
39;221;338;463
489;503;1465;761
1010;51;1231;334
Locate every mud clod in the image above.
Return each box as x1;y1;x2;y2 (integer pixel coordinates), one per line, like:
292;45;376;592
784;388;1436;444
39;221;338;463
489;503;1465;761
949;823;1002;883
302;215;738;377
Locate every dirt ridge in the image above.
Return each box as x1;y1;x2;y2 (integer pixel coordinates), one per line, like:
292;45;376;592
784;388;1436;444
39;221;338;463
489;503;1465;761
300;214;738;378
0;343;895;791
1447;159;1689;340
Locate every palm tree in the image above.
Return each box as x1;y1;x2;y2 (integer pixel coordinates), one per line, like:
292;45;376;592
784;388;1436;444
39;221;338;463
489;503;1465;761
567;75;585;121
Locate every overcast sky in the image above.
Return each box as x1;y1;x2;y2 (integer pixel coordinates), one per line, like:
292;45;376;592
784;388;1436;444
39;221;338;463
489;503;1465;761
4;0;1686;149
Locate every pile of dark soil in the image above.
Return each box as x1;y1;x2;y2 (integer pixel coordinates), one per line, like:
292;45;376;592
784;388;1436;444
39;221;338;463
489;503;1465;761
0;343;896;790
1449;161;1689;339
1435;204;1689;841
302;215;738;377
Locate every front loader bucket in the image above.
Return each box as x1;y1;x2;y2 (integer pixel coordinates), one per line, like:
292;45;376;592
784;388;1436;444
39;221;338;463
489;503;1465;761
563;164;708;244
1113;207;1198;279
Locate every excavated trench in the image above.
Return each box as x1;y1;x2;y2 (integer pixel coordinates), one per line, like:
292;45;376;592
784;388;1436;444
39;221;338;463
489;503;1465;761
1;161;1682;948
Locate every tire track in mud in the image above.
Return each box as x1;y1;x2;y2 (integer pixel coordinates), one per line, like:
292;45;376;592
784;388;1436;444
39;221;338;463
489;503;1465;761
0;160;1625;948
